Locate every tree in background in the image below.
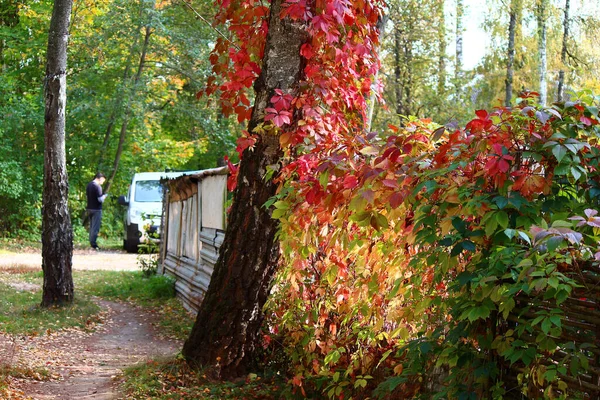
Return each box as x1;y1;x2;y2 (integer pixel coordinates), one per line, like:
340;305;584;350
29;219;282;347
182;0;308;376
41;0;74;306
557;0;570;102
537;0;548;105
505;0;520;106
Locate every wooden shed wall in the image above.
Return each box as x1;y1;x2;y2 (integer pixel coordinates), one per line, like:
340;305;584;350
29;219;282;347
159;167;228;313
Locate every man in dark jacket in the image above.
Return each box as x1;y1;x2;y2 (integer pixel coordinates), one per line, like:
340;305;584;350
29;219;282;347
86;173;107;250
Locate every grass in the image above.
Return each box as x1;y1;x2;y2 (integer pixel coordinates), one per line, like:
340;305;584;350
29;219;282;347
0;275;102;335
122;357;287;400
0;268;193;340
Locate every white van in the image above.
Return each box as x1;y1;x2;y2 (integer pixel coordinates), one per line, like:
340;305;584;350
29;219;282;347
117;171;199;253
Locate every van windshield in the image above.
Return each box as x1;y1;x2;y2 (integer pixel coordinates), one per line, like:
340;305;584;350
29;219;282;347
134;180;163;202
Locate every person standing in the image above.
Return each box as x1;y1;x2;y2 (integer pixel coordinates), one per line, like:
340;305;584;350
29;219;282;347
86;173;107;250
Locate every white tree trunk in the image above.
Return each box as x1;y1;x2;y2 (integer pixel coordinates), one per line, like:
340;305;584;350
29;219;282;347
537;0;548;106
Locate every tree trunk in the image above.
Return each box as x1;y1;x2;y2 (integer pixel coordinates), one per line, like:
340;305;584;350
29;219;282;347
437;0;446;96
366;16;386;132
455;0;463;78
42;0;74;307
505;0;517;107
182;0;308;378
537;0;547;106
103;24;152;194
394;27;403;116
557;0;570;102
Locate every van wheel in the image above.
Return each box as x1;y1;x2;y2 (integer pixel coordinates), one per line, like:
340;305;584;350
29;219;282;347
124;239;139;253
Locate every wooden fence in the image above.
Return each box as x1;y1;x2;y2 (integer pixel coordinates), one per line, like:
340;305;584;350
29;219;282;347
158;167;228;313
506;262;600;398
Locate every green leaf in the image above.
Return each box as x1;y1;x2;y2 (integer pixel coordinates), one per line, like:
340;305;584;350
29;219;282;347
541;318;552;334
462;240;476;252
485;217;498;237
517;231;531;245
496;211;509;229
271;208;287;219
552;145;567;162
500;298;515;319
273;200;290;210
550;315;562;328
451;217;467;234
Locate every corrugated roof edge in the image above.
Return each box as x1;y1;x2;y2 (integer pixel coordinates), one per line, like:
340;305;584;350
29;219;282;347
160;166;229;183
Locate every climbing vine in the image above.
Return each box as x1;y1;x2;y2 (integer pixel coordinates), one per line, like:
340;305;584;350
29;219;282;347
266;92;600;398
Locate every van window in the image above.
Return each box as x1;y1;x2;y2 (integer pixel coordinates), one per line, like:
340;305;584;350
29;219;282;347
134;180;163;202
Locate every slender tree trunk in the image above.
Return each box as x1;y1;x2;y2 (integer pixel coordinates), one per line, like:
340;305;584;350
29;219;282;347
42;0;74;307
404;41;413;115
537;0;547;106
437;0;447;96
182;0;308;378
557;0;570;102
103;24;152;194
394;27;403;117
455;0;463;78
505;0;517;107
366;16;386;132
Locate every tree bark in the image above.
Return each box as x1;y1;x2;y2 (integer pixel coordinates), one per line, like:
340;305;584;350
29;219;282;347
394;27;403;116
455;0;463;78
182;0;308;378
505;0;517;107
437;0;446;97
557;0;570;102
42;0;74;307
537;0;547;106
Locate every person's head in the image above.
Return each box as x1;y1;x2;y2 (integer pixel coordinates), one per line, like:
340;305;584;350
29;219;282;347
94;172;106;185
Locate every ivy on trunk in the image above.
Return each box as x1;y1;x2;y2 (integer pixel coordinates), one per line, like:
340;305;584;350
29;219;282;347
41;0;74;307
182;0;308;378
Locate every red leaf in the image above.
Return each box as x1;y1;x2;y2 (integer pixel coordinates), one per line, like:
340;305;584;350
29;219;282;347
235;134;257;155
343;175;359;189
475;110;489;120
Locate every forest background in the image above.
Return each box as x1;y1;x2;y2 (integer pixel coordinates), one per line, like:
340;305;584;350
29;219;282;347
0;0;599;242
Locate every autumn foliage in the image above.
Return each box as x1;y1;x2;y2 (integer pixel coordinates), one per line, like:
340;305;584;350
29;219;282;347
264;93;600;398
203;0;600;395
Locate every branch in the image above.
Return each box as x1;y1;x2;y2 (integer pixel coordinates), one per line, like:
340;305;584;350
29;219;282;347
566;47;588;68
143;59;203;85
175;0;240;51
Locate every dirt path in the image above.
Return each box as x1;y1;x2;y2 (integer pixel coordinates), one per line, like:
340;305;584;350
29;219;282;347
1;300;181;400
0;249;140;271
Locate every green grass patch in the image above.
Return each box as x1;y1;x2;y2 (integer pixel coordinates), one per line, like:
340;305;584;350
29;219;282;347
76;270;176;302
0;277;101;335
122;357;285;399
0;269;192;340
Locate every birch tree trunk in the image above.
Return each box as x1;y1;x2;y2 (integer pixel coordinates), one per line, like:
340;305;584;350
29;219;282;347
437;0;447;97
182;0;308;378
537;0;548;106
505;0;517;107
557;0;570;102
455;0;463;78
42;0;74;307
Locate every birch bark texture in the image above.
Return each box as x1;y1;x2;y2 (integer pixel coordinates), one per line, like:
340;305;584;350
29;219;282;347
557;0;570;102
505;0;518;107
182;0;308;378
42;0;74;307
537;0;548;106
